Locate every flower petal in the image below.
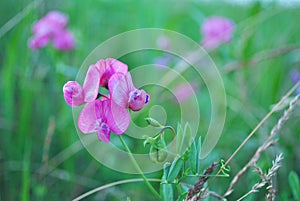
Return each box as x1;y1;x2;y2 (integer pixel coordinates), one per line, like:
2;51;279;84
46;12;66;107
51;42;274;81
52;29;76;51
97;123;111;143
78;101;98;134
95;58;128;87
63;81;84;106
108;101;130;134
128;89;150;111
106;58;128;74
109;72;135;108
83;65;100;103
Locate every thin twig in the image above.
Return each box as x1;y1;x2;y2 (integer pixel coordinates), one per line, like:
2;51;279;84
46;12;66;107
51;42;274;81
72;178;161;201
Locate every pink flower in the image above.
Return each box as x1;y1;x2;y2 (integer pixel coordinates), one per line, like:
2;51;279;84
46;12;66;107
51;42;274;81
32;11;68;39
28;10;75;51
63;65;100;106
63;58;150;142
53;30;76;51
201;16;235;50
95;58;128;87
109;72;150;111
78;99;130;142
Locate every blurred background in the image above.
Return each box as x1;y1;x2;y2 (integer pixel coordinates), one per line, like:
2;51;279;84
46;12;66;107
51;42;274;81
1;0;300;200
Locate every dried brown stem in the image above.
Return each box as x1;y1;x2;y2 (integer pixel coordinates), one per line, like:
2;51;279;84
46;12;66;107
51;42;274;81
186;162;218;201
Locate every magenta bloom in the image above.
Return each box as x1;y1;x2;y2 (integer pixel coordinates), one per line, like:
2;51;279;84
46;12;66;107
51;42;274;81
63;58;150;142
63;65;100;106
95;58;128;87
201;16;235;49
28;10;75;51
109;72;150;111
78;99;130;142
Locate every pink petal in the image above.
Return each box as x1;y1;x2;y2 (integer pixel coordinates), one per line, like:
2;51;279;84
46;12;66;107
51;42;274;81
63;81;84;106
52;29;76;51
28;34;51;49
128;89;150;111
44;11;68;35
78;101;98;134
95;58;128;87
82;65;100;102
108;101;130;134
97;123;111;143
109;73;135;108
106;58;128;74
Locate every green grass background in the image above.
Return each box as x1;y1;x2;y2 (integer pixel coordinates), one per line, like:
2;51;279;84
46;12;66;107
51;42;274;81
1;0;300;200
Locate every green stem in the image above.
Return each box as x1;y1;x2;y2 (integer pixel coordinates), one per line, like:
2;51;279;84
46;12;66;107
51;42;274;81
118;135;161;199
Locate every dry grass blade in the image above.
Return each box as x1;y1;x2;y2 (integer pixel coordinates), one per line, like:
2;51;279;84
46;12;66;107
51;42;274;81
236;154;283;201
224;94;299;197
203;81;300;194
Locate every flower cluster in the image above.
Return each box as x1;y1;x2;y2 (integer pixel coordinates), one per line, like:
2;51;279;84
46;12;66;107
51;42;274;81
63;58;150;142
28;11;75;51
200;16;235;50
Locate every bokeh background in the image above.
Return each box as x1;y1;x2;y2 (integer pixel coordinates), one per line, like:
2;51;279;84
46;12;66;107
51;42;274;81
1;0;300;200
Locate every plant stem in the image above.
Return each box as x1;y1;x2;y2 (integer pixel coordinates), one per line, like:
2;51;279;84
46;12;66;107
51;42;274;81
118;135;161;199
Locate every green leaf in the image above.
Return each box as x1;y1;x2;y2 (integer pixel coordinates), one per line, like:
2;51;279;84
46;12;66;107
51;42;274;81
176;123;184;155
289;171;300;201
167;157;184;182
177;123;193;156
196;137;202;173
162;162;171;181
160;183;174;201
176;192;188;201
190;140;197;174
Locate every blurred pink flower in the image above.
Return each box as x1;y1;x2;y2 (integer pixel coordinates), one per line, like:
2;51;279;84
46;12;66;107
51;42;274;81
28;10;75;51
109;72;150;111
201;16;235;50
95;58;128;87
173;82;197;103
53;30;76;51
78;99;130;142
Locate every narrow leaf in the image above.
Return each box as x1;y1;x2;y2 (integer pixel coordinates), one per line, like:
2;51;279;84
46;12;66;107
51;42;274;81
160;183;174;201
289;171;300;201
190;140;197;174
167;157;184;182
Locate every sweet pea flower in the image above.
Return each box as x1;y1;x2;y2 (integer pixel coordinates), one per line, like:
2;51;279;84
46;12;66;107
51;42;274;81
63;65;100;106
78;99;130;142
28;10;75;51
95;58;128;87
201;16;235;50
109;72;150;111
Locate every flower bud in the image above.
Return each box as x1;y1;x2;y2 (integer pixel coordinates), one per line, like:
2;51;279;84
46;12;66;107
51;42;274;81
145;117;162;128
